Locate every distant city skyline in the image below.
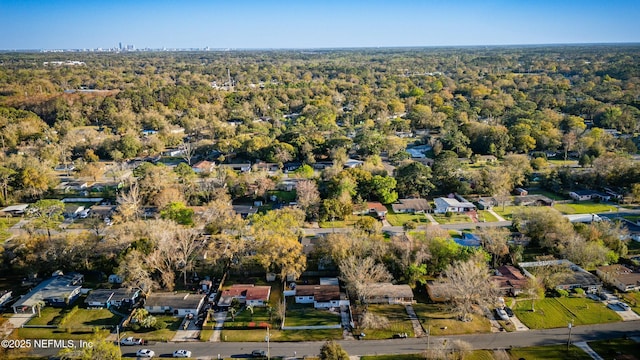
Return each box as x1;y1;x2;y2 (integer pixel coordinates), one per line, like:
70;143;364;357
1;0;639;50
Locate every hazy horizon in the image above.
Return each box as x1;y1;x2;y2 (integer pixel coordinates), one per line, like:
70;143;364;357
1;0;639;50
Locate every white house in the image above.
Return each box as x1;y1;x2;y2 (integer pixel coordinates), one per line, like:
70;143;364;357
144;293;206;317
569;190;611;202
294;285;348;309
434;197;476;214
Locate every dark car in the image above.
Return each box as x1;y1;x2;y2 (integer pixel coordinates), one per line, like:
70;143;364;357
598;293;608;301
251;350;266;358
504;306;514;317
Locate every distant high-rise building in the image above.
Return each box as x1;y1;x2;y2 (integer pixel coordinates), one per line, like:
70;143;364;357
119;42;122;50
126;44;135;51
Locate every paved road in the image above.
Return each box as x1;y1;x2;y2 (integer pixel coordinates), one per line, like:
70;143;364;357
28;320;640;358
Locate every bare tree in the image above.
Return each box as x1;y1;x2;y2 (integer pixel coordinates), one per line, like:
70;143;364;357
174;228;201;286
477;227;510;268
296;179;321;220
181;141;196;166
115;181;142;222
339;255;392;303
440;253;498;321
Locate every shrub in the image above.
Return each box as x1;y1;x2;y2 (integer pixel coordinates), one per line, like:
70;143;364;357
151;320;166;330
445;211;453;218
556;289;569;297
573;288;585;296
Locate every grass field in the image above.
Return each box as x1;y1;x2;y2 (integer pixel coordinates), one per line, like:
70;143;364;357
19;308;119;340
221;328;342;342
548;160;579;167
284;305;341;327
514;297;620;329
553;202;618;214
587;338;640;360
359;304;415;340
0;217;20;242
125;315;182;342
386;212;430;226
319;215;360;228
492;205;523;220
412;303;491;335
25;307;63;326
432;213;473;224
509;344;592;360
477;210;498;222
225;306;274;329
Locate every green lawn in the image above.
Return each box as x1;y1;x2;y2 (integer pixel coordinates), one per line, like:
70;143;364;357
432;213;473;224
319;215;360;228
514;297;620;329
19;308;119;340
548;159;579;167
509;344;593;360
361;351;495;360
412;303;491;335
221;328;342;342
587;338;640;360
284;305;341;327
225;306;276;329
358;305;414;340
268;190;297;203
386;212;430;227
477;210;498;223
553;202;618;214
529;190;567;201
492;206;523;220
125;315;182;342
0;217;20;242
619;292;640;314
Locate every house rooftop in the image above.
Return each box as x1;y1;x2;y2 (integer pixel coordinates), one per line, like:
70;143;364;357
367;283;414;299
437;197;475;208
597;265;640;287
391;198;431;212
296;285;341;302
144;292;206;309
221;284;271;301
13;273;83;309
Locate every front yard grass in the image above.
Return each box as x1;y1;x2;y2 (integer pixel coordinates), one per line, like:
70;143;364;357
221;328;342;342
619;291;640;314
492;205;522;220
412;303;491;335
514;297;620;329
432;213;473;224
361;350;495;360
508;344;593;360
386;212;429;227
284;304;341;327
224;306;275;329
19;308;119;340
319;215;360;228
359;304;414;340
477;210;498;222
587;338;640;360
124;315;182;342
553;202;618;214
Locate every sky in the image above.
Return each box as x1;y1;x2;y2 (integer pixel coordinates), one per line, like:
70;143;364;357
1;0;639;50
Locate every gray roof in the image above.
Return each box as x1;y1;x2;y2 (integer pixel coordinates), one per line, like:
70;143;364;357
13;273;83;309
366;283;414;299
144;292;206;310
391;198;431;212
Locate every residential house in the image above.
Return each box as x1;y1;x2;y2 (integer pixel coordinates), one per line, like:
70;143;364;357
232;205;258;218
12;273;84;313
294;285;348;308
596;265;640;292
492;265;528;296
513;195;554;207
85;288;140;308
391;198;431;214
192;160;216;174
353;202;388;219
514;188;528;196
344;159;364;168
0;290;12;308
519;260;602;293
569;190;611;202
218;284;271;307
220;163;252;173
363;283;414;304
254;162;280;172
434;196;476;214
144;292;206;317
476;197;498;210
0;204;29;216
406;145;432;159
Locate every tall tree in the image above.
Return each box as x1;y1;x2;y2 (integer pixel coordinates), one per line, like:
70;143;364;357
339;255;392;303
296;179;321;220
394;161;435;198
27;199;65;241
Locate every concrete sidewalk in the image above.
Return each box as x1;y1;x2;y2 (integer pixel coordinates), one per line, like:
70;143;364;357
209;311;228;342
574;341;604;360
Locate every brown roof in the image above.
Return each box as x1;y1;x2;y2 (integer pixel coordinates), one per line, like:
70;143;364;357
367;202;388;212
493;266;528;290
366;283;413;299
391;198;431;212
144;292;206;309
221;284;271;301
193;160;214;169
597;265;640;287
295;285;341;302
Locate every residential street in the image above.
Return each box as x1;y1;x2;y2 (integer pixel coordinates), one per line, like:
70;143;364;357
27;320;640;358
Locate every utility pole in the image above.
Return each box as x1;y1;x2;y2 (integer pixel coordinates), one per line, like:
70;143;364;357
266;326;270;360
567;320;573;351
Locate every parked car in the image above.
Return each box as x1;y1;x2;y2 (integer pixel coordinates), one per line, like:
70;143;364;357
607;303;622;311
392;332;408;339
120;336;143;346
495;308;509;321
251;350;266;358
136;349;155;358
598;293;608;301
173;349;192;358
617;301;631;311
504;306;514;317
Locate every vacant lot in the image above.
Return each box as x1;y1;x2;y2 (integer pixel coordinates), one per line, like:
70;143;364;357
20;308;120;340
514;297;619;329
509;344;592;360
221;328;342;342
412;303;491;335
284;305;341;327
588;338;639;360
553;202;618;214
358;304;414;340
477;210;498;222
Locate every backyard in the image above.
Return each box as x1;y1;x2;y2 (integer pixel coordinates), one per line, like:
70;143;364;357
514;297;620;329
412;303;491;335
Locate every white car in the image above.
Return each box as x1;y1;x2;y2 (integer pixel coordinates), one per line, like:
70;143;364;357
617;301;631;311
136;349;155;358
173;349;192;358
120;336;142;346
495;308;509;321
